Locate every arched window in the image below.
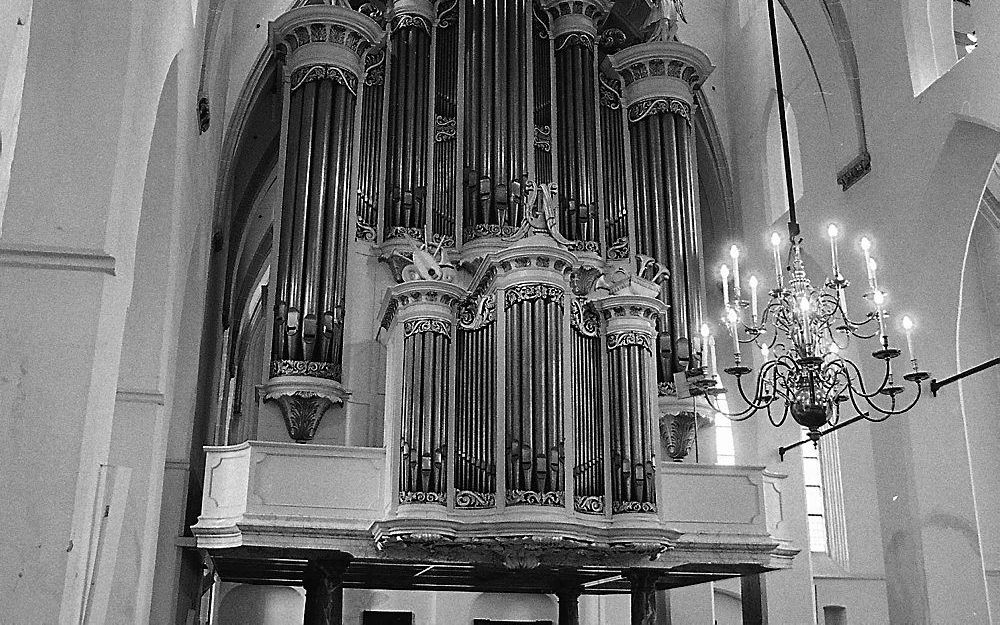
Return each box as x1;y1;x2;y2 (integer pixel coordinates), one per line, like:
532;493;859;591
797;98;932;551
802;429;850;567
765;96;803;227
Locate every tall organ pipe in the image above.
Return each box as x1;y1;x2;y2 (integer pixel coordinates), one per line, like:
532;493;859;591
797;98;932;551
612;41;714;382
270;7;380;381
383;2;435;239
462;0;532;241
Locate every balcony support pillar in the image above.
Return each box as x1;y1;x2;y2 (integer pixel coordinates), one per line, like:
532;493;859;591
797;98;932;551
627;569;659;625
302;555;352;625
557;588;581;625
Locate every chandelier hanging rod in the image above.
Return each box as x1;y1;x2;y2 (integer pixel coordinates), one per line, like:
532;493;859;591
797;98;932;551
778;412;869;461
766;0;800;238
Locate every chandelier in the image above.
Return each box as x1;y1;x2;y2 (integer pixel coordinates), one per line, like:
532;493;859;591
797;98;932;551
692;0;929;443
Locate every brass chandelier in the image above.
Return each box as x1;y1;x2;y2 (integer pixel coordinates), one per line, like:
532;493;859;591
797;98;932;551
693;0;929;443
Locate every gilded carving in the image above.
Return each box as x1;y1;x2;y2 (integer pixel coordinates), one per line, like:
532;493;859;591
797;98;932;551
399;491;447;505
271;359;341;379
612;500;657;514
455;489;496;509
627;97;691;123
574;494;605;515
403;318;452;338
290;64;359;94
506;489;566;507
505;283;565;309
606;331;653;352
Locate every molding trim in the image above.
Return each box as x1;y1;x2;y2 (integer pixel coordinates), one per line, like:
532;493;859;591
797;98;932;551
0;244;116;275
115;388;166;405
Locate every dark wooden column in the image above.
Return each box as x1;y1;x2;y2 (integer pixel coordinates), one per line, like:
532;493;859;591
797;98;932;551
627;570;659;625
303;556;352;625
557;589;581;625
741;574;768;625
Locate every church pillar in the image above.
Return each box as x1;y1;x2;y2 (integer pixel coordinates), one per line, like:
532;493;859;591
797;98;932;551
265;5;382;442
382;0;434;242
611;42;713;383
542;0;611;252
302;556;352;625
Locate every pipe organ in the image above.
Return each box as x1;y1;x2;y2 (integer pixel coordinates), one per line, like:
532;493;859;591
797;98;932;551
263;0;714;516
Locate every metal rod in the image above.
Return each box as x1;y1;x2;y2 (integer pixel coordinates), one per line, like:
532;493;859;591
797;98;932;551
931;356;1000;396
778;413;868;461
766;0;799;236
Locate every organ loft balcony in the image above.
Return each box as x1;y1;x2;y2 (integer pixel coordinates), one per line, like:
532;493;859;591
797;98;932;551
191;0;795;606
192;190;794;592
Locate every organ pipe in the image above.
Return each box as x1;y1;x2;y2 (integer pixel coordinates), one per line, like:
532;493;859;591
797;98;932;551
612;42;714;384
383;0;435;240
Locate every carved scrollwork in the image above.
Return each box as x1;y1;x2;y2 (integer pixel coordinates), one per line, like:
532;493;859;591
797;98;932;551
399;491;447;505
660;410;712;462
434;115;457;142
385;226;425;242
464;224;521;240
505;283;565;309
458;294;496;329
570;298;600;337
356;214;376;241
597;27;627;53
533;125;552;152
555;32;595;50
270;359;340;379
455;489;496;509
567;239;600;254
574;495;605;515
403;318;451;338
290;64;359;94
607;236;629;260
436;0;459;28
599;75;622;110
612;500;657;514
606;331;653;353
391;14;432;33
627;97;691;123
506;489;565;507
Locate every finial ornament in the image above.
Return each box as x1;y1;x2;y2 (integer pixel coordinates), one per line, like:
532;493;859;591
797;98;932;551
643;0;687;42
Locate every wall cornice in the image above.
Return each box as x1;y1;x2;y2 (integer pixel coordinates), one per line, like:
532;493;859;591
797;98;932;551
0;243;116;275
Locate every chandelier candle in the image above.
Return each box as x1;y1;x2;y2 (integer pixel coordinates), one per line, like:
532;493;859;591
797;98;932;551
701;323;711;371
749;275;760;323
709;334;719;377
721;264;731;306
730;245;742;300
828;224;841;278
770;232;784;289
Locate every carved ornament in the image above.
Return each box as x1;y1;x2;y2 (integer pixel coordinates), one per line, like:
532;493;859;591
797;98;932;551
505;283;565;309
403;317;452;338
607;330;653;353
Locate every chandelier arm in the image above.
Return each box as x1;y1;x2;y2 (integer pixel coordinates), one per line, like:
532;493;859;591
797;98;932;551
858;382;923;418
840;355;892;399
766;400;788;428
733;370;772;410
704;392;760;421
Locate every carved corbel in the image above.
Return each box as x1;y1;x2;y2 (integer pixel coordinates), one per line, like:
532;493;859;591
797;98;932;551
262;376;350;442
